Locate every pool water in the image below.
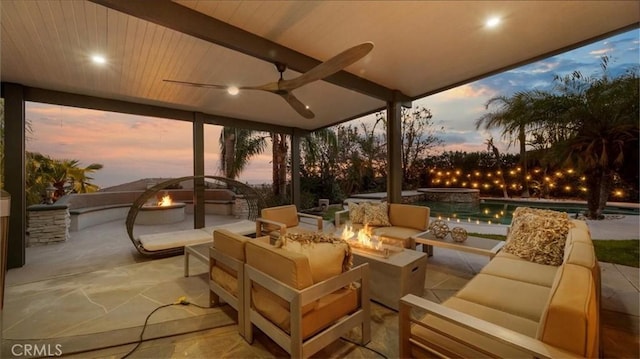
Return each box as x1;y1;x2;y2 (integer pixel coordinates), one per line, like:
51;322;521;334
420;199;639;225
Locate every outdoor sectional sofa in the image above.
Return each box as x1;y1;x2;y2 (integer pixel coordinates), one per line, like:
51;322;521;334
399;208;600;358
335;202;430;249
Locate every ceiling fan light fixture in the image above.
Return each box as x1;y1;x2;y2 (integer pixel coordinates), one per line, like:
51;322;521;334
227;86;239;95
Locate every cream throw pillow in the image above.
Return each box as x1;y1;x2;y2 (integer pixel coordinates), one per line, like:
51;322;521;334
503;207;573;266
363;202;392;227
348;202;366;224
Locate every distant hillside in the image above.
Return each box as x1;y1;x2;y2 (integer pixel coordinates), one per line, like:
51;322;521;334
100;178;194;192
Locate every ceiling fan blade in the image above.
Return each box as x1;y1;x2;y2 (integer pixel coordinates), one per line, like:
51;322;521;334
240;82;280;92
163;79;228;90
279;92;315;119
279;42;374;91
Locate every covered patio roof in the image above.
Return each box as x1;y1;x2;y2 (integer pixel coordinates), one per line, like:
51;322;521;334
2;0;638;131
1;1;638;268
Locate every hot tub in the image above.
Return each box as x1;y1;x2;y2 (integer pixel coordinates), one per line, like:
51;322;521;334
417;188;480;203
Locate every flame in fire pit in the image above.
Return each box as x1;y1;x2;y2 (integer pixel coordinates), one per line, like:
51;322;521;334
340;224;401;258
341;224;382;250
158;194;173;207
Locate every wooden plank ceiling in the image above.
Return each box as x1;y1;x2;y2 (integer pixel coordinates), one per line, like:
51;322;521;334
1;0;638;131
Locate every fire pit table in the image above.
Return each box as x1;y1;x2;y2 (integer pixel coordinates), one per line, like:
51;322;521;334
337;227;427;311
350;246;426;311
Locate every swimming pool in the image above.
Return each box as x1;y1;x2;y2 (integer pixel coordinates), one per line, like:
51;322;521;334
419;199;639;225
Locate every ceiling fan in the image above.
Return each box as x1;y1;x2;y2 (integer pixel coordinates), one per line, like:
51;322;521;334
163;42;374;119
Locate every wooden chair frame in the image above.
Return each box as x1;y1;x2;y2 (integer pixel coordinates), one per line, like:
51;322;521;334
244;263;371;358
399;294;580;359
209;246;246;338
256;206;323;238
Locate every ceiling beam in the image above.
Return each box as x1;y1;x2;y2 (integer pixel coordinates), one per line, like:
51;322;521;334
21;85;298;135
90;0;410;103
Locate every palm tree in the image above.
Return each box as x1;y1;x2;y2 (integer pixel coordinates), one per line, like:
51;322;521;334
271;132;288;200
475;92;536;197
485;138;509;198
551;61;639;218
218;127;267;179
67;162;104;193
25;153;103;204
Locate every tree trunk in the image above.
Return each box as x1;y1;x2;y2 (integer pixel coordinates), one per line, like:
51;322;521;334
500;172;509;199
596;170;613;219
519;126;530;198
271;133;288;202
488;139;509;198
223;132;236;178
585;168;605;219
272;134;281;198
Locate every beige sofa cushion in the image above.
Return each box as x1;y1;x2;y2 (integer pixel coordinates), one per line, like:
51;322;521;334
537;263;598;358
299;288;357;339
213;229;248;261
246;240;314;290
210;266;238;297
246;240;316;320
455;273;551;321
210;230;270;297
388;203;430;231
480;256;559;287
282;240;349;284
565;241;597;269
261;205;300;230
445;297;539;336
246;239;358;340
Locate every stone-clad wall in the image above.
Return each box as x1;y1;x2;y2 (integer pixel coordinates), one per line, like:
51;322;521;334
27;204;70;245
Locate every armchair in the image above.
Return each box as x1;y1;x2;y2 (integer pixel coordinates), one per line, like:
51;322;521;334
243;239;370;358
256;204;323;239
209;229;270;338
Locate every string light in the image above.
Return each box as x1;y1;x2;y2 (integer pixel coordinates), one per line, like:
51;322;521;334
423;165;626;201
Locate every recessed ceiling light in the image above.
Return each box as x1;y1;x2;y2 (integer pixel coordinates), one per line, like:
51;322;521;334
91;54;106;65
486;16;501;28
227;86;239;95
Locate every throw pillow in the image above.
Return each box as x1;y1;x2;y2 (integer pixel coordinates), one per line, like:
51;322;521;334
276;232;353;274
348;202;366;224
503;208;573;266
363;202;392;227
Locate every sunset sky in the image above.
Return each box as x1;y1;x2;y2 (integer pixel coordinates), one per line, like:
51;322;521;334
25;29;639;188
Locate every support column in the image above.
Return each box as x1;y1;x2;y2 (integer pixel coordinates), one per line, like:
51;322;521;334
1;83;26;268
193;113;205;229
387;100;403;204
291;129;301;208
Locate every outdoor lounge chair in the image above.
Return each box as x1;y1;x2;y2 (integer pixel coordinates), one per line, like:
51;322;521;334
255;204;323;240
125;175;266;258
243;239;371;358
209;229;271;338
